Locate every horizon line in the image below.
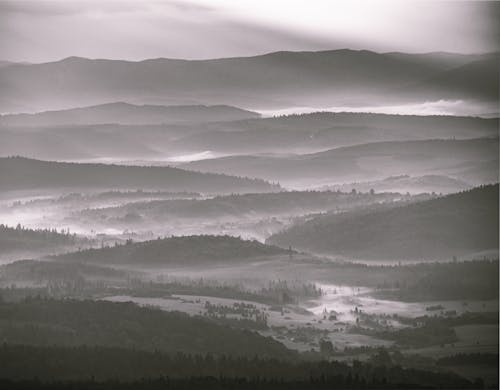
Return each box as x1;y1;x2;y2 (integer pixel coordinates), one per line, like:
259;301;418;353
3;48;498;66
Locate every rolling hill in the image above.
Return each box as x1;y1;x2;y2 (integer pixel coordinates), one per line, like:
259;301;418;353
1;112;497;161
0;102;260;127
55;235;291;266
180;138;499;188
0;156;278;193
76;191;415;228
0;49;496;113
267;184;499;260
322;174;472;194
170;112;499;155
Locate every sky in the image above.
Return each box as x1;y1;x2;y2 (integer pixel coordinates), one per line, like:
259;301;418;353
0;0;499;63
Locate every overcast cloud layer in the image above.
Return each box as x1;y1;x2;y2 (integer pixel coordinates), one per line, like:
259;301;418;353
0;0;499;63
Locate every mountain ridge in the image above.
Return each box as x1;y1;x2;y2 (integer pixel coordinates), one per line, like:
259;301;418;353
39;48;499;66
2;49;496;112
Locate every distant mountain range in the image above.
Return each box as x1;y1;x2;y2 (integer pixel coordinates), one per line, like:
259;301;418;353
0;102;260;126
0;49;497;112
267;184;499;260
0;156;277;193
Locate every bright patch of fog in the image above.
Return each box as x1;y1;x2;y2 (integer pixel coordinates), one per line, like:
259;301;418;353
67;151;226;165
310;283;499;322
165;151;218;163
309;284;426;322
258;100;498;118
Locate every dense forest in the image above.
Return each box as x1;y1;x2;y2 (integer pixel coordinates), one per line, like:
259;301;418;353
0;298;293;359
0;344;477;388
55;235;290;266
268;185;499;260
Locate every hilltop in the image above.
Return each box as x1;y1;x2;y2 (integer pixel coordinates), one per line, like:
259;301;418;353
56;235;291;266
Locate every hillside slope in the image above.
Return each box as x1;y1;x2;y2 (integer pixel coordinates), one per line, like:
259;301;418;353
171;112;499;155
400;56;500;101
180;138;499;187
0;157;277;193
267;185;499;260
0;299;293;359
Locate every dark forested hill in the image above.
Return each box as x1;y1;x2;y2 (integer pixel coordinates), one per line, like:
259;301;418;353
267;185;499;260
56;235;290;266
0;157;277;193
0;299;293;359
0;344;473;388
